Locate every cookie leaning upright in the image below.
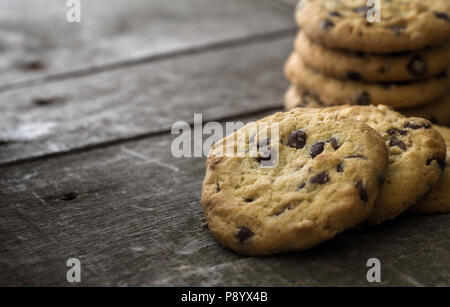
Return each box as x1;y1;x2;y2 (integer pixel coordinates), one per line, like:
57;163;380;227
410;125;450;214
288;105;447;224
296;0;450;53
201;112;388;255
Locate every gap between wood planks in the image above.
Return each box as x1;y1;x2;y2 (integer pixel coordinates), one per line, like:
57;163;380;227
0;28;296;94
0;105;283;169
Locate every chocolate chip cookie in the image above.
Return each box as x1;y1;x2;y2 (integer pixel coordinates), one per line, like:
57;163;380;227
296;0;450;53
287;105;447;224
409;125;450;214
295;31;450;82
201;113;388;255
285;85;450;126
284;52;449;109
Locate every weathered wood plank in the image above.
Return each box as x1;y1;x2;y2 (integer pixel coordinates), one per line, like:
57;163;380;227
275;0;299;8
1;115;449;286
0;0;294;89
0;37;293;165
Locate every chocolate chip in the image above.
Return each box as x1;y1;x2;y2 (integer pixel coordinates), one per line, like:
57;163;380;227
301;91;311;100
298;182;306;190
434;11;450;22
216;183;221;193
404;121;431;129
302;91;325;106
387;128;407;136
427;158;446;172
390;26;405;36
317;99;325;106
287;129;307;149
244;198;253;203
310;171;329;184
378;66;387;74
310;142;325;158
438;160;446;172
355;91;371;105
437;71;448;78
345;155;367;159
301;91;317;106
407;55;428;77
329;137;340;150
346;71;362;81
389;137;406;151
236;227;254;242
329;11;342;17
320;19;335;29
356;181;368;202
336;163;344;173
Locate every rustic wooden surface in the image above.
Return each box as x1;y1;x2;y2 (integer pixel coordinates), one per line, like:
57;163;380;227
0;0;449;286
0;0;295;90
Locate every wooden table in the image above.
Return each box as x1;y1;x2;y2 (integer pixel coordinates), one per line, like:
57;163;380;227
0;0;448;286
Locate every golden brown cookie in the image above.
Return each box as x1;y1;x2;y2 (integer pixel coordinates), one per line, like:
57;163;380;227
202;113;388;255
409;125;450;214
286;105;447;224
284;52;449;109
295;31;450;82
285;85;450;126
296;0;450;53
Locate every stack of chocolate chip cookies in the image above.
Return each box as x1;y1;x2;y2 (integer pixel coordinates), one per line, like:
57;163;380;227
201;106;447;255
284;0;450;126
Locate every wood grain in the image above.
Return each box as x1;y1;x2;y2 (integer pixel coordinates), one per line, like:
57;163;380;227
275;0;299;8
1;114;449;286
0;37;293;166
0;0;294;90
